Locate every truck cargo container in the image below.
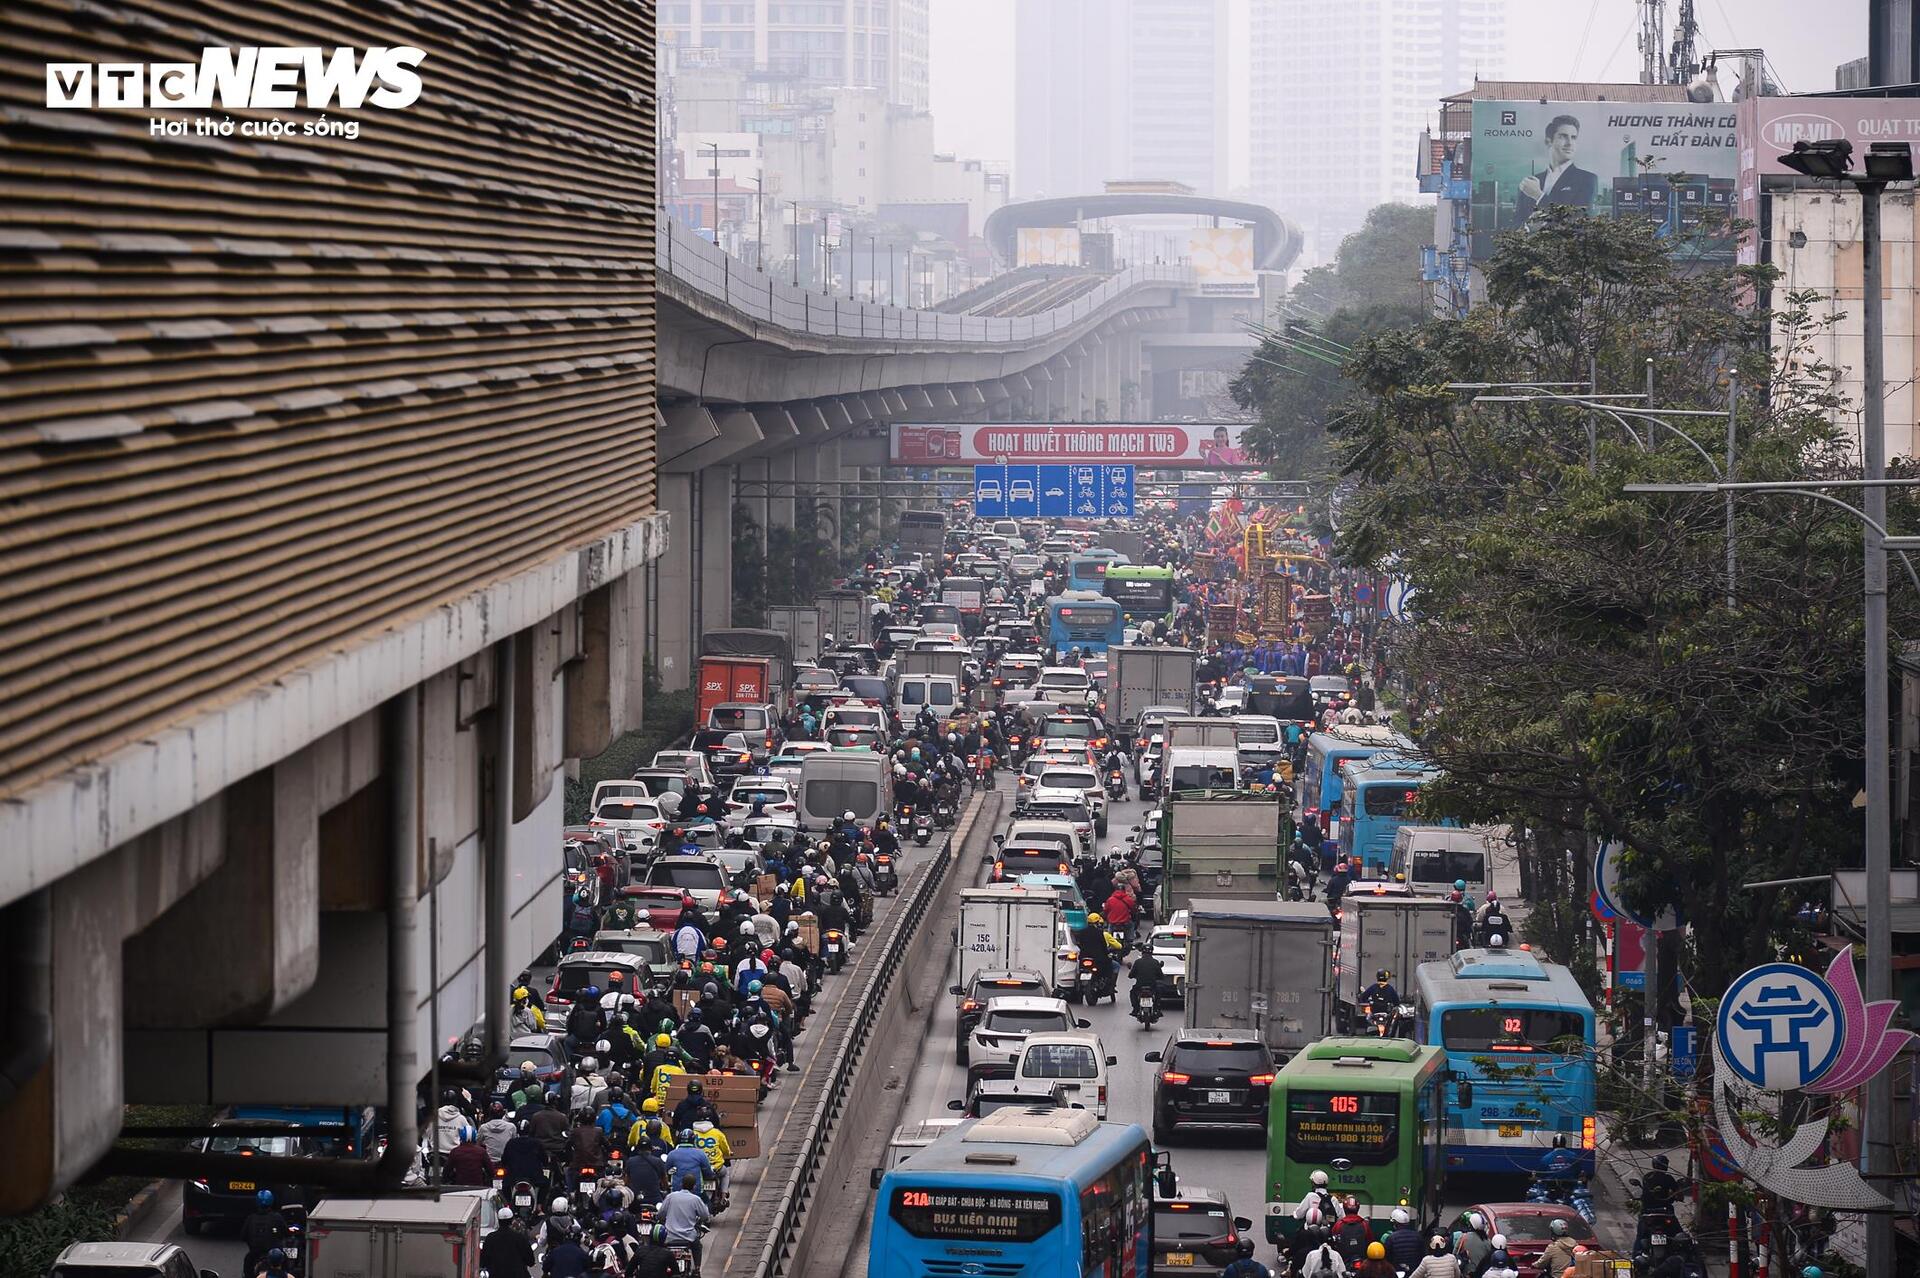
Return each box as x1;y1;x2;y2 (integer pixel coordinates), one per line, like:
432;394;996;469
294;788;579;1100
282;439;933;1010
306;1194;483;1278
696;655;777;724
1161;714;1240;750
1158;793;1283;914
1107;646;1197;746
767;604;823;665
816;589;875;646
1183;898;1333;1062
1333;888;1458;1030
955;885;1063;994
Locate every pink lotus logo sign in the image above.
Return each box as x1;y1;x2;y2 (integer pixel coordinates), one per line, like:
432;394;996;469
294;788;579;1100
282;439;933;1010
1712;946;1916;1208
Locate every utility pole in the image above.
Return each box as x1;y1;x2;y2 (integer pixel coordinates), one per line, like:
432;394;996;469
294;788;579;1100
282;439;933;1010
707;141;721;243
753;175;763;269
1637;0;1668;85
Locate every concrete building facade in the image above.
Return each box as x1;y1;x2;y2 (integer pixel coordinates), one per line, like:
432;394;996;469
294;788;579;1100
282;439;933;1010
1014;0;1228;198
1253;0;1505;265
660;0;931;111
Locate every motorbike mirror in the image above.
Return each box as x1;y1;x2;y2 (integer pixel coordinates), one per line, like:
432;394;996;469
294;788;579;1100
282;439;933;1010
1075;1018;1091;1029
948;984;964;996
1234;1216;1254;1232
946;1099;965;1111
1144;1050;1162;1062
1105;1055;1118;1066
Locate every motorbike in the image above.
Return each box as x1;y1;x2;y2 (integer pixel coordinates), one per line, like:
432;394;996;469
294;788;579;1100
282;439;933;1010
912;813;934;846
973;752;997;789
934;798;957;830
872;852;899;894
1527;1170;1597;1226
1078;955;1118;1005
1286;859;1315;902
1365;1003;1417;1039
1129;986;1162;1027
1104;768;1127;801
822;928;847;974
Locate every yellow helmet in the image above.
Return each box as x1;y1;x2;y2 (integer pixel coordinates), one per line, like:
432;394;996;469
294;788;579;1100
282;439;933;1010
1088;912;1104;924
511;986;529;1002
655;1033;673;1048
642;1097;661;1113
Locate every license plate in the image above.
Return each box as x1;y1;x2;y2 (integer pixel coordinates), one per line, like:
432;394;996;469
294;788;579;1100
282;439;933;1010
1207;1090;1232;1104
228;1180;256;1192
1498;1123;1523;1137
1164;1252;1196;1266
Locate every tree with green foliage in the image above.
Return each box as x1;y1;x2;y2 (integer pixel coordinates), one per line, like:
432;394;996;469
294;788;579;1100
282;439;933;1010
1316;208;1912;997
1232;203;1432;477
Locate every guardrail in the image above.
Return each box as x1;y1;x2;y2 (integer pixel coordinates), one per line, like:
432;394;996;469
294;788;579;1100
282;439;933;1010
743;795;991;1277
661;214;1193;345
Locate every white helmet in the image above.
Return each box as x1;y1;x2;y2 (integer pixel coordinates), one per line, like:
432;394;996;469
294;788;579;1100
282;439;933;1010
1391;1207;1411;1225
1488;933;1506;948
1309;1170;1329;1187
842;810;857;821
498;1208;514;1225
1491;1234;1508;1249
580;1056;598;1071
1466;1212;1485;1231
1304;1207;1324;1227
551;1196;571;1215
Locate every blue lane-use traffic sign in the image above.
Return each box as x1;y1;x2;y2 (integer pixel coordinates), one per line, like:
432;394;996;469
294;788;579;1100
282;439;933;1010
1037;464;1073;517
972;463;1006;518
1104;465;1135;517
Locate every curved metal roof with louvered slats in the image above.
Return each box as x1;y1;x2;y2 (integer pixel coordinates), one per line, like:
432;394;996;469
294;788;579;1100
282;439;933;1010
0;0;659;815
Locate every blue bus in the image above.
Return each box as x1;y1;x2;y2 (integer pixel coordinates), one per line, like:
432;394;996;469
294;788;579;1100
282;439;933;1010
1336;756;1451;875
870;1108;1153;1277
1067;552;1128;593
1413;949;1597;1174
1048;590;1125;655
1297;726;1409;842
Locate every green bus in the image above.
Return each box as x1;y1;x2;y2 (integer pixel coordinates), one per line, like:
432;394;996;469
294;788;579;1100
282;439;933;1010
1102;564;1175;617
1263;1037;1447;1245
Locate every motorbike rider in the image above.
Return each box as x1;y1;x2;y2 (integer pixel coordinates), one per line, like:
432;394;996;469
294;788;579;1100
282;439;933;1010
671;1078;719;1131
1128;948;1165;1016
1102;882;1138;948
1355;1241;1398;1278
625;1225;680;1278
1291;1169;1337;1224
1405;1235;1464;1278
480;1209;536;1278
1537;1218;1579;1278
1220;1246;1271;1278
1640;1153;1681;1212
1073;912;1118;991
1454;1212;1493;1275
1331;1196;1373;1266
239;1190;291;1275
1361;970;1401;1015
660;1171;712;1265
1379;1206;1425;1269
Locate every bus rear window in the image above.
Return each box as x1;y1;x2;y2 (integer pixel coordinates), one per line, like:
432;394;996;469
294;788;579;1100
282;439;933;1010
1440;1008;1586;1053
1285;1091;1398;1166
1362;785;1420;817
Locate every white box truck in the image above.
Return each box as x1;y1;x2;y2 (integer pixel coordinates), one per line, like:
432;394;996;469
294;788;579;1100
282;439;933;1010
1333;889;1458;1030
1107;646;1197;747
307;1194;483;1278
816;589;873;646
767;604;823;665
1183;898;1333;1064
956;885;1063;991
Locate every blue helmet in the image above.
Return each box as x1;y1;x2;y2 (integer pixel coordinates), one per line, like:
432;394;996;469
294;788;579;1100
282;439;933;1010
256;1189;275;1207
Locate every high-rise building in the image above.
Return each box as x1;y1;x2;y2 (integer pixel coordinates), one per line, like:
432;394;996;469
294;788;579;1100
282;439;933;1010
1014;0;1228;199
1252;0;1506;263
660;0;929;111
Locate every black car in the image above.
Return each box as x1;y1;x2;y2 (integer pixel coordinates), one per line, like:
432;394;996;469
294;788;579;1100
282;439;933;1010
1146;1029;1276;1144
691;728;760;776
1151;1188;1255;1276
949;970;1052;1064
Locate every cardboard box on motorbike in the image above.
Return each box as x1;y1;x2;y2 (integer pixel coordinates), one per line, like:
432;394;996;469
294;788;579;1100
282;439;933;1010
794;912;821;955
1575;1253;1630;1276
665;1072;762;1159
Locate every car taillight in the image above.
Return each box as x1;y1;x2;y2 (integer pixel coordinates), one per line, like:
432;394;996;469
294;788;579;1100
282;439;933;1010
1098;1084;1107;1107
961;999;980;1011
1250;1073;1276;1085
1160;1072;1191;1085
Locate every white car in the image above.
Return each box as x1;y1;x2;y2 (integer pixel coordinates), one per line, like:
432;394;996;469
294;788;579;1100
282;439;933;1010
1038;764;1108;835
965;994;1083;1076
651;750;714;788
587;794;665;858
724;776;798;825
1036;666;1093;706
1023;788;1097;857
1008;1031;1117;1119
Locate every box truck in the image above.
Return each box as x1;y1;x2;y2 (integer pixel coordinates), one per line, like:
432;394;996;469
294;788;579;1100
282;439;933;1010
696;654;777;724
1183;898;1333;1062
815;589;874;646
1158;794;1283;914
1333;889;1458;1030
306;1194;483;1278
1107;646;1197;746
767;604;823;665
955;885;1063;992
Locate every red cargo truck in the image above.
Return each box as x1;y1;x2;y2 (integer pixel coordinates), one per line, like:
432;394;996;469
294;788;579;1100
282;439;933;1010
698;655;776;724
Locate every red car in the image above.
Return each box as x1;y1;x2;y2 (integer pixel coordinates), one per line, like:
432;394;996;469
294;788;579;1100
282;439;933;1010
620;885;693;933
1452;1203;1600;1278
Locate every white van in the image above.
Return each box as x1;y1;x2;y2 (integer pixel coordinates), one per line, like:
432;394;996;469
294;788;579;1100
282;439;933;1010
1389;826;1491;897
895;673;961;720
1009;1030;1118;1119
798;751;892;833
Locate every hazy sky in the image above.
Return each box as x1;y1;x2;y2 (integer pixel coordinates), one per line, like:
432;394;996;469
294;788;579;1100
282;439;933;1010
929;0;1870;190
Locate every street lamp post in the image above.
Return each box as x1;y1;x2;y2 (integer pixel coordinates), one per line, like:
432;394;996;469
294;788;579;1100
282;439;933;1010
706;141;721;244
1775;138;1910;1277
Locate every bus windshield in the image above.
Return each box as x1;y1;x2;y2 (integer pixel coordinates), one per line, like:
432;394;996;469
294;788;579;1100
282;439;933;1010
1361;783;1421;817
1285;1090;1399;1166
1440;1008;1587;1053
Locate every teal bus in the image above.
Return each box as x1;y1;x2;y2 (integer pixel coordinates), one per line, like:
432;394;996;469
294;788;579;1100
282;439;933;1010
1264;1038;1447;1244
1067;552;1128;593
1336;756;1451;875
870;1108;1153;1277
1414;948;1597;1174
1102;564;1175;617
1048;590;1125;655
1297;727;1410;843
